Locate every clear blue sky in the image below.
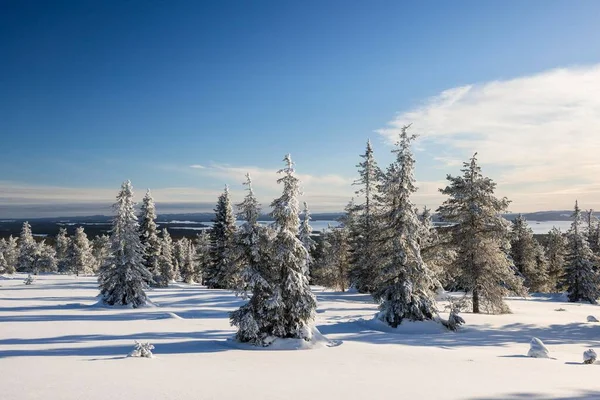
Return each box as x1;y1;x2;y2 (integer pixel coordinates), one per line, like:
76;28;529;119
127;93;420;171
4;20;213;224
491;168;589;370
1;1;600;216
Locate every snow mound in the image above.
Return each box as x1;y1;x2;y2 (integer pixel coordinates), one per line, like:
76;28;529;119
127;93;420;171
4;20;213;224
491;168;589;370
583;349;597;364
228;327;340;350
360;317;448;335
586;315;599;322
165;312;183;320
527;337;550;358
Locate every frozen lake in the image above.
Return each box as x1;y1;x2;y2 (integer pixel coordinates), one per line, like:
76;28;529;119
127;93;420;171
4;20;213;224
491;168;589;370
526;220;572;234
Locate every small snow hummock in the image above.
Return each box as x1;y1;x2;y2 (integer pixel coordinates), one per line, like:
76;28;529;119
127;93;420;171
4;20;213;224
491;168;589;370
583;349;597;364
586;315;599;322
527;337;550;358
129;341;154;358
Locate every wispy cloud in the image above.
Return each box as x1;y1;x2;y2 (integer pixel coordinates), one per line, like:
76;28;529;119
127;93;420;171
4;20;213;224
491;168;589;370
378;64;600;211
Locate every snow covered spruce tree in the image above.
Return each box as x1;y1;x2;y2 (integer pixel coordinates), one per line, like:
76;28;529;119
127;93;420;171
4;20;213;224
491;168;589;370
34;241;58;273
230;173;277;344
98;180;152;308
91;234;111;273
298;201;317;275
180;239;200;284
206;186;239;289
373;126;439;327
510;214;549;293
17;222;37;273
438;153;525;314
153;229;175;287
545;227;567;291
419;206;456;289
194;231;211;284
55;227;70;273
563;201;600;303
66;226;95;276
349;139;382;293
0;237;17;274
584;209;600;255
139;190;161;286
0;252;8;274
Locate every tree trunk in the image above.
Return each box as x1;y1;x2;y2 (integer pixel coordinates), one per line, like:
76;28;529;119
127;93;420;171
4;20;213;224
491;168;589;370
472;288;480;313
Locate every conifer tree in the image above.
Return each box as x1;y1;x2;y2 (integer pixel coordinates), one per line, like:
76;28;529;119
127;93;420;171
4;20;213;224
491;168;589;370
34;241;58;273
153;229;175;287
510;214;549;293
438;153;525;314
373;126;439;327
55;227;70;273
419;206;456;289
17;222;37;272
139;190;161;286
206;186;238;289
585;209;600;255
349;140;382;293
91;235;111;273
3;236;18;274
67;227;95;276
98;180;152;308
173;238;188;280
563;201;600;303
298;202;317;275
0;252;7;274
313;226;351;292
545;227;567;291
194;231;211;284
180;240;199;284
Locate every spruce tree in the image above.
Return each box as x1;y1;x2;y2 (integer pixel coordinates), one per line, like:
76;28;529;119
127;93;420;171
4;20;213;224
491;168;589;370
173;238;188;280
563;201;600;303
67;226;95;276
139;190;161;286
0;252;7;274
55;227;70;273
3;236;18;274
298;201;317;275
419;206;456;289
349;140;382;293
268;154;317;340
194;231;211;285
545;227;567;291
91;235;111;273
373;126;438;327
17;222;37;272
98;180;152;308
34;241;58;273
510;214;549;293
585;209;600;255
154;229;175;287
180;239;199;284
438;153;525;314
206;186;238;289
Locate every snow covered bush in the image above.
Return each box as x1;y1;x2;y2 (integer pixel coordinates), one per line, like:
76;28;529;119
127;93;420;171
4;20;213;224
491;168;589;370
587;315;599;322
583;349;597;364
527;337;550;358
129;341;154;358
23;274;34;285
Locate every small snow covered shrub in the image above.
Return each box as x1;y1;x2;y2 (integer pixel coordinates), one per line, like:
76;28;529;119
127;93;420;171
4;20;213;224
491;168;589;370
441;296;468;331
583;349;597;364
24;274;34;285
587;315;599;322
527;337;550;358
129;341;154;358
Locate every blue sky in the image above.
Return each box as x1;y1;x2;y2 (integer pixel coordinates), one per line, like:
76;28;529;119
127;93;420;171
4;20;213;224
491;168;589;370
2;1;600;217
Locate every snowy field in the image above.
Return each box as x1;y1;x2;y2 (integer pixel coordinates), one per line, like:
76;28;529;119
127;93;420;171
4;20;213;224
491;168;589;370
1;275;600;400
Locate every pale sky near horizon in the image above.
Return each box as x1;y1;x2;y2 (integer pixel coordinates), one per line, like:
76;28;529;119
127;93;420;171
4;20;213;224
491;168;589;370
2;1;600;218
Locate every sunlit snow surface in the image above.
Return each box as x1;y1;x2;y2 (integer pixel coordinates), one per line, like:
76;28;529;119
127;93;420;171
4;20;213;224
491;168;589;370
1;275;600;399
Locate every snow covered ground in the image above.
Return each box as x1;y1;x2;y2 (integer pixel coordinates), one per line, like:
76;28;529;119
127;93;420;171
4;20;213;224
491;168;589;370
1;274;600;400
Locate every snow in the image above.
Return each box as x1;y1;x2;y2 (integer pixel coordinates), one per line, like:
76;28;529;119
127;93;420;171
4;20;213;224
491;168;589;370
2;276;600;399
528;337;550;358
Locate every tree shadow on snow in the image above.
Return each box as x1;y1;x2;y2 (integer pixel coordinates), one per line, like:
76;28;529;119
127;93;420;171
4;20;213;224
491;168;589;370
468;390;600;399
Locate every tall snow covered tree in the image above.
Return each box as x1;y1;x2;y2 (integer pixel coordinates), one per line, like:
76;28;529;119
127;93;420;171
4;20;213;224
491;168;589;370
372;126;439;327
585;209;600;255
0;238;16;274
3;236;18;274
173;238;188;280
510;214;549;293
98;180;152;308
67;226;95;276
194;231;211;285
349;139;382;293
34;241;58;273
563;201;600;303
206;186;239;289
153;229;176;287
545;227;567;291
17;222;37;272
419;206;456;289
0;252;8;275
298;201;317;275
180;239;199;284
91;235;111;273
438;153;525;314
55;227;70;273
139;190;161;286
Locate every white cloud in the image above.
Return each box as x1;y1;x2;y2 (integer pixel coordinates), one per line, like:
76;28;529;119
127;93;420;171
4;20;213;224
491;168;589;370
378;64;600;212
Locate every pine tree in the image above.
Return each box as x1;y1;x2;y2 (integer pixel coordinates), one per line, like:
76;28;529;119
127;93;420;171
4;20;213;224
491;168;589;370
153;229;175;287
545;227;567;291
206;186;238;289
438;153;525;314
194;231;211;285
510;214;549;293
98;180;152;308
67;227;95;276
17;222;37;272
139;190;161;286
3;236;18;274
298;202;317;275
563;201;600;303
55;227;70;273
373;126;439;327
91;235;111;273
349;140;382;293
